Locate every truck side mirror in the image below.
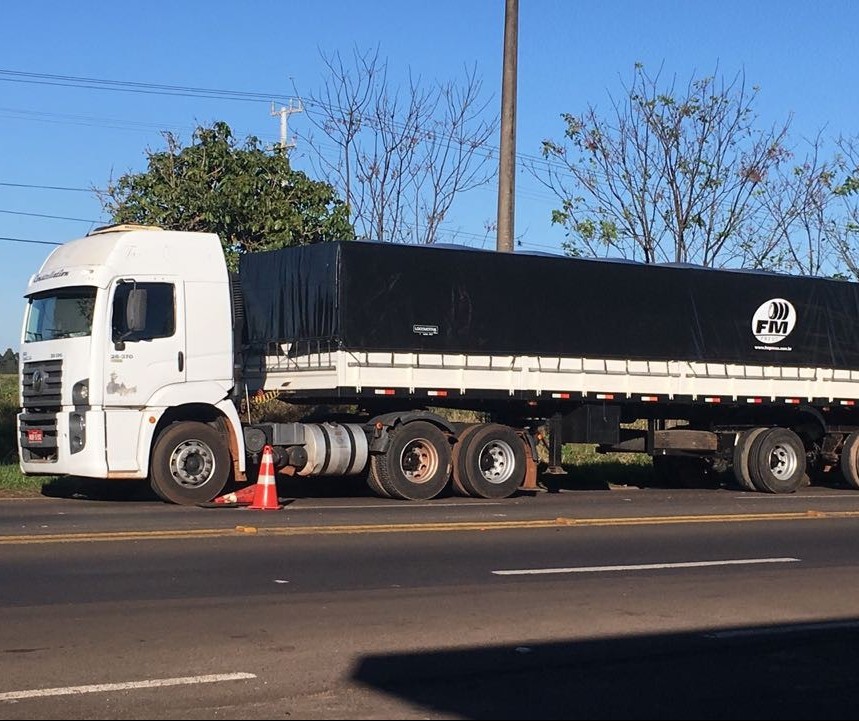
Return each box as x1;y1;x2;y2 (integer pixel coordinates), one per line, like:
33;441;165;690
126;288;147;332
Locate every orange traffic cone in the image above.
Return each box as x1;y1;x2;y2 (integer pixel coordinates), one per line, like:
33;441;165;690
249;445;281;510
212;484;257;506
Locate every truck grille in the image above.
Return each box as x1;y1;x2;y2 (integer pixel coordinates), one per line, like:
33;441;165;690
21;360;63;410
20;360;62;462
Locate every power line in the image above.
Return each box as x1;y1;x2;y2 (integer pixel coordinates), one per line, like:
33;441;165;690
0;69;295;104
0;70;568;246
3;67;494;158
0;236;62;246
0;106;194;134
1;67;567;170
0;209;100;223
0;181;94;192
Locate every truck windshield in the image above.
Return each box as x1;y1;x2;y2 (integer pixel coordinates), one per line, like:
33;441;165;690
24;286;97;342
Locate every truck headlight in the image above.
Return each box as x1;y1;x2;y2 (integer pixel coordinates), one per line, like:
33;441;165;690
69;413;86;435
72;380;89;406
69;412;86;454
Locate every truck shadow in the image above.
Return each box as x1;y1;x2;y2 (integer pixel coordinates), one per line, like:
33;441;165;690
351;618;859;719
539;462;852;494
38;464;851;502
38;472;379;503
40;476;162;502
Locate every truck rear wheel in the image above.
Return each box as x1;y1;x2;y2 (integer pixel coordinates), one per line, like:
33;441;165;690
369;421;452;500
732;427;769;492
840;431;859;489
365;464;393;498
451;424;481;496
150;421;230;505
748;427;806;494
456;423;525;499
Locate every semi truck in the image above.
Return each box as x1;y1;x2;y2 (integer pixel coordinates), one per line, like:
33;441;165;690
16;224;859;504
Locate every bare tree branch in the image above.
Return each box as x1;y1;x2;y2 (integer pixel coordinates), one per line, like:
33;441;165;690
298;47;498;244
534;64;794;267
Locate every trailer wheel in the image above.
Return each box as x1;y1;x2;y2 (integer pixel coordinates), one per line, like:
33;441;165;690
369;421;452;500
457;424;526;499
839;431;859;489
748;427;807;494
732;427;769;492
451;424;482;496
150;421;231;505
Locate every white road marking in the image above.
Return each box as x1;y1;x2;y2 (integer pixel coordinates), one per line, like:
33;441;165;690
734;493;859;500
0;672;256;702
492;557;800;576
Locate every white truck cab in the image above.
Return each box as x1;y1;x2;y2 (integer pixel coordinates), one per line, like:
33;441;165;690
18;224;244;503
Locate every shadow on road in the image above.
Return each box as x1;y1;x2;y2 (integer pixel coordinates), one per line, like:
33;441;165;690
37;472;380;503
36;461;850;503
352;618;859;719
40;476;161;502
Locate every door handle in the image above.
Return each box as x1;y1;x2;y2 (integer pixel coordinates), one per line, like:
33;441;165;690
178;351;184;372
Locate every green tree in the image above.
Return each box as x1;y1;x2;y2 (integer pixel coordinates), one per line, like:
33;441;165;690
0;348;18;374
101;121;354;267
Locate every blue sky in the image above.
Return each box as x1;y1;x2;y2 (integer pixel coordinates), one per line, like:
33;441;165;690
2;0;858;352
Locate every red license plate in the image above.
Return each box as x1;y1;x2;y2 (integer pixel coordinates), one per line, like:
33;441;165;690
27;429;43;443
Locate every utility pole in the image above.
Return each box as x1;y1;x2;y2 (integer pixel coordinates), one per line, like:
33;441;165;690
496;0;518;252
270;99;304;151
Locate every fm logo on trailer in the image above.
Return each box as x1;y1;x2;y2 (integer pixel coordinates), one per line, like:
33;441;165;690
752;298;796;345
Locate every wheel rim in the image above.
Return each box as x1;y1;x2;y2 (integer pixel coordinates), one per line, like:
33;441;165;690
476;440;516;485
169;439;216;489
768;442;799;480
399;438;439;484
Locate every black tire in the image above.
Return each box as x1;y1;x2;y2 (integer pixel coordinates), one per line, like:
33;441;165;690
451;424;482;496
365;430;393;499
457;423;526;499
369;421;451;500
748;427;807;494
366;467;394;498
150;421;231;505
840;431;859;489
732;427;769;492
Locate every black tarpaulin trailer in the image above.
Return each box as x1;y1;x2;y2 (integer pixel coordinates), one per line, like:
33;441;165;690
235;240;859;499
239;240;859;369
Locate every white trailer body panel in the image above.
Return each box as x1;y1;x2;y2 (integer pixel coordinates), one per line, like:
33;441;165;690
250;349;859;406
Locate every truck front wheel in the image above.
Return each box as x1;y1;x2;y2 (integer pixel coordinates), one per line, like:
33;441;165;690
150;421;231;505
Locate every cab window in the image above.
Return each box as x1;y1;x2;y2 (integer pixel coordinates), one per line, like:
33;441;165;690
112;282;175;342
24;286;96;342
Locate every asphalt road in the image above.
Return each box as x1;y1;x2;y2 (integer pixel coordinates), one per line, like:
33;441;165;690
3;482;859;719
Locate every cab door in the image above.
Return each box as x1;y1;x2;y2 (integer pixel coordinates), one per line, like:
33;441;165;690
103;278;186;471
